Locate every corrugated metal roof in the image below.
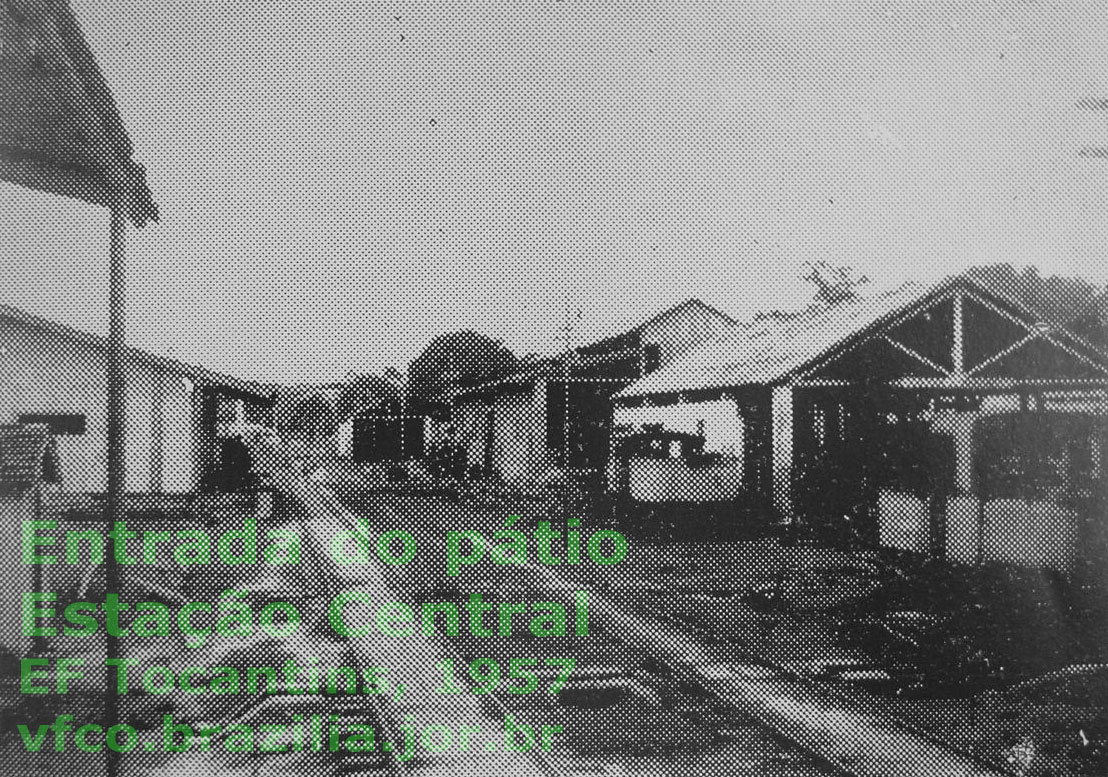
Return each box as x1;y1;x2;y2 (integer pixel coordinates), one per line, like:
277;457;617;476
454;345;643;400
455;299;729;400
617;270;1108;400
0;303;274;401
616;280;942;399
577;298;735;355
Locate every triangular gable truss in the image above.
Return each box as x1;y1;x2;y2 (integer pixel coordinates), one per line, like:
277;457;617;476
795;280;1108;388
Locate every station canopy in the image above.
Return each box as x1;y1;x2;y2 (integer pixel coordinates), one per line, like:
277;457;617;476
0;0;156;225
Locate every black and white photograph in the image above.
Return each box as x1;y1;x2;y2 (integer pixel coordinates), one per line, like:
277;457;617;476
3;2;1108;775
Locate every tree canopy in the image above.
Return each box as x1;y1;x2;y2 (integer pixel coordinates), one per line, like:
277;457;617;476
407;331;519;418
802;260;870;305
965;264;1104;327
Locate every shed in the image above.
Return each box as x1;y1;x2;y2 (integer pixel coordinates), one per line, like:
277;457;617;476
0;304;275;492
616;269;1108;572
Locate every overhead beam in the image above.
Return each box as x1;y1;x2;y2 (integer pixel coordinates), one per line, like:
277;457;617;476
882;334;952;377
795;376;1108;390
952;292;965;383
965;331;1039;377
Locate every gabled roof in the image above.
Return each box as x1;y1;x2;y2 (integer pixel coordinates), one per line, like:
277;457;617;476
0;303;274;401
643;297;736;328
453;346;643;401
455;298;730;401
578;298;735;355
617;282;933;399
0;0;157;225
616;270;1108;400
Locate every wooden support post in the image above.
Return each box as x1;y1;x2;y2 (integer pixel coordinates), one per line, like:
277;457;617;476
150;373;165;491
31;481;45;655
105;204;126;777
771;386;794;522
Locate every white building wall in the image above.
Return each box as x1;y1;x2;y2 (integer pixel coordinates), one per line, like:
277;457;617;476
125;367;155;491
0;318;200;492
335;418;354;458
614;398;743;457
490;391;537;486
640;303;733;367
454;387;551;487
160;373;196;491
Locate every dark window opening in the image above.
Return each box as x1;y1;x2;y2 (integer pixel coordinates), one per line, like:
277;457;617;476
18;413;85;436
545;381;614;469
353;415;425;463
546;382;567;451
979;412;1105;502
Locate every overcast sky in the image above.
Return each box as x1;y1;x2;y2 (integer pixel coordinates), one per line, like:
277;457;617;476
4;1;1108;383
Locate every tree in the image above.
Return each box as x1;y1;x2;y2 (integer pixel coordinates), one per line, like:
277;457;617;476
965;264;1103;327
802;261;870;305
381;366;406;387
1068;292;1108;351
407;331;519;419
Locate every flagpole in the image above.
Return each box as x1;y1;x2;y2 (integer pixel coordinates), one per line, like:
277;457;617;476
106;199;126;777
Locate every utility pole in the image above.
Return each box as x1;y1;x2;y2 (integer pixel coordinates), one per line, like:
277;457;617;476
561;307;580;472
561;307;581;529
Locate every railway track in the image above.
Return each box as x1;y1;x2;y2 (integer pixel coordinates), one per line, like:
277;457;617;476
328;487;843;777
1;443;999;776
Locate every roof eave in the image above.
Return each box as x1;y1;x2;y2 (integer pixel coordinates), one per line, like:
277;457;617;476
0;303;271;401
1;0;158;226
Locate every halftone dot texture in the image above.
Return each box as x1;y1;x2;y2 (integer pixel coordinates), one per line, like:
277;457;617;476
2;1;1108;777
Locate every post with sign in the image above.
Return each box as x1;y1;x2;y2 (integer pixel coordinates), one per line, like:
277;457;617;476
0;5;158;774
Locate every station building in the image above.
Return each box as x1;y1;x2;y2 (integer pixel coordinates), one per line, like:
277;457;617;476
0;304;274;493
453;299;734;490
